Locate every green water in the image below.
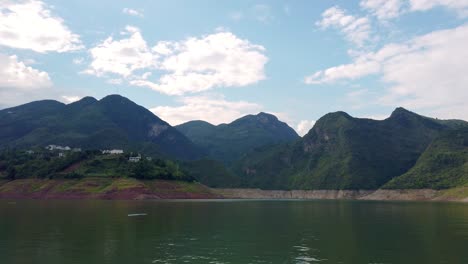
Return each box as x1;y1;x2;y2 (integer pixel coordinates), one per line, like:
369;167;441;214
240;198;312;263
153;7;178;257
1;200;468;264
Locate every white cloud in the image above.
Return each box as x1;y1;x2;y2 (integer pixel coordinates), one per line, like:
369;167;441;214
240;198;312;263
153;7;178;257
84;26;156;78
86;28;268;96
296;120;316;136
359;0;468;20
306;24;468;120
150;94;262;126
142;31;267;95
122;8;144;17
0;0;82;53
0;54;52;89
409;0;468;16
360;0;405;20
316;6;372;46
72;57;84;65
61;95;82;103
305;59;380;84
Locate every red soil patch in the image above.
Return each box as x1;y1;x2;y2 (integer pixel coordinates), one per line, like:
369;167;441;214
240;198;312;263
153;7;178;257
0;179;223;200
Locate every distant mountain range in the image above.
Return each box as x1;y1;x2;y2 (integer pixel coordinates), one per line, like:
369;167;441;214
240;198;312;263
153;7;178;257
231;108;468;190
1;95;467;190
175;112;299;164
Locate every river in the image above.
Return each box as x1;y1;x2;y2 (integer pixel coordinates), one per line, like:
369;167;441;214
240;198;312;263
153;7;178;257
1;199;467;263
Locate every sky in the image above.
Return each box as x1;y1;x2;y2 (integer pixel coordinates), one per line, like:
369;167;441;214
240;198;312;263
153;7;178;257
1;0;468;135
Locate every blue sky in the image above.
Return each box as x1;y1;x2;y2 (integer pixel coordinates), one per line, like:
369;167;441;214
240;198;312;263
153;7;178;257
1;0;467;135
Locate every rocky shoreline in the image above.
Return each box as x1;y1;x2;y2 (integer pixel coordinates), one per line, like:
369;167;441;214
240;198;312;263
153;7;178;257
1;179;467;202
215;188;468;202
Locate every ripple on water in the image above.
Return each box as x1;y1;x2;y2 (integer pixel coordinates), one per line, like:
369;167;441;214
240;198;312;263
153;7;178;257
293;244;324;263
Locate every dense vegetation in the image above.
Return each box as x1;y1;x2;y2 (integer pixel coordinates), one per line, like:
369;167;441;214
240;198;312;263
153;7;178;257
0;149;193;182
230;108;468;190
175;113;299;164
0;95;202;160
384;127;468;189
1;95;467;191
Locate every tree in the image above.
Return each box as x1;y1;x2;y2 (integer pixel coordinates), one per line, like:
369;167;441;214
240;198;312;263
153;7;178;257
6;166;16;180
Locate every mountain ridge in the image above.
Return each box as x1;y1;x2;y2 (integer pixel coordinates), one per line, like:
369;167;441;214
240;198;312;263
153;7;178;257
0;95;203;160
176;111;300;164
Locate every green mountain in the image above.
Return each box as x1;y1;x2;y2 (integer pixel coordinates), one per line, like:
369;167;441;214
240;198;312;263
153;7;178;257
383;127;468;189
176;112;299;163
232;108;467;190
0;95;202;160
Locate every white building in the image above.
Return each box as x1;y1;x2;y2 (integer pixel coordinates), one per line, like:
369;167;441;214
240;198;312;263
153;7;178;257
45;145;71;151
102;149;124;155
129;155;141;162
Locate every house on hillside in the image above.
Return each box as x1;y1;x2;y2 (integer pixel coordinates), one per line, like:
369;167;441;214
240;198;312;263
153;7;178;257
102;149;124;155
129;154;141;163
46;145;71;151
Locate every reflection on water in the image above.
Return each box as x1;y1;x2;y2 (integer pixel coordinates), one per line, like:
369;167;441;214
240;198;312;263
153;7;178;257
0;200;467;264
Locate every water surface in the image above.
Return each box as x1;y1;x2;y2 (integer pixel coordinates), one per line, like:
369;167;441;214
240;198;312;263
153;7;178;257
1;199;467;264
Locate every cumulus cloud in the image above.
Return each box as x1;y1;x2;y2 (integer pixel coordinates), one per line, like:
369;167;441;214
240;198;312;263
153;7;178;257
62;95;82;103
0;54;52;89
122;8;144;17
84;26;156;77
296;120;316;136
305;59;380;84
85;27;268;96
316;6;372;46
306;24;468;120
0;0;82;53
360;0;405;20
150;94;262;126
135;31;267;95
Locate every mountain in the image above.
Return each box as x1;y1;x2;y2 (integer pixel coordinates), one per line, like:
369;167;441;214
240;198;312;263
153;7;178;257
0;95;202;160
176;112;299;164
383;127;468;189
232;108;467;190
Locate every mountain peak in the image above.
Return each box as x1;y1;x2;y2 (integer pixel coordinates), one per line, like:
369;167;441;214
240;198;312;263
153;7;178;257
99;94;131;103
390;107;420;118
319;111;353;122
69;96;97;105
255;112;279;123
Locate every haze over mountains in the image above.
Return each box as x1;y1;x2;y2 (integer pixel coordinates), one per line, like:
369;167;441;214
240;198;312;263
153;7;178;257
0;95;467;191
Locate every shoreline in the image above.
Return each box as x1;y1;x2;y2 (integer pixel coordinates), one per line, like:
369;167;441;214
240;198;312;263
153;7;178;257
215;188;468;202
0;179;467;202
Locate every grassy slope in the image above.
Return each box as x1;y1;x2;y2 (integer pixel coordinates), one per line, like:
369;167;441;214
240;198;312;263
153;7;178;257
0;178;219;199
384;128;468;189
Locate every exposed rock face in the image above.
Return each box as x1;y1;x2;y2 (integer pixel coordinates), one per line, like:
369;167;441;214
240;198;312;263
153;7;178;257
148;124;169;137
359;189;438;201
215;189;373;199
215;188;466;202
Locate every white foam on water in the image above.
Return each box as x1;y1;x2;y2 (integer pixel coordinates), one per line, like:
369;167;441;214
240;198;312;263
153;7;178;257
127;213;147;217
